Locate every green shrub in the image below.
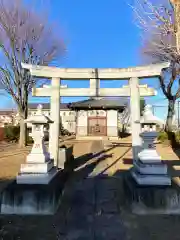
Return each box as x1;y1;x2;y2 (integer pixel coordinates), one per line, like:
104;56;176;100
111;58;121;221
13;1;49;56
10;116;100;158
27;135;34;144
4;125;20;142
157;131;168;142
175;131;180;143
157;131;180;145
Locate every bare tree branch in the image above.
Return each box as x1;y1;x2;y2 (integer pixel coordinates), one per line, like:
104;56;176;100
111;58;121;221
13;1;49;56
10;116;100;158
129;0;180;131
0;0;65;146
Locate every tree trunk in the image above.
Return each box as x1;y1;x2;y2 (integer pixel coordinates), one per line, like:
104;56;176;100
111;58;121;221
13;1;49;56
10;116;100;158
165;99;175;132
18;105;28;148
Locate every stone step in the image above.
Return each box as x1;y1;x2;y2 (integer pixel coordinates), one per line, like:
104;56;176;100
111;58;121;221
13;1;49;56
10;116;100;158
16;167;58;185
134;160;167;175
20;160;53;174
131;168;171;186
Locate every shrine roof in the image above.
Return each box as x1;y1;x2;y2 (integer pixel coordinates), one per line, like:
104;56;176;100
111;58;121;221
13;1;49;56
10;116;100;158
68;98;128;110
28;103;69;110
0;110;16;116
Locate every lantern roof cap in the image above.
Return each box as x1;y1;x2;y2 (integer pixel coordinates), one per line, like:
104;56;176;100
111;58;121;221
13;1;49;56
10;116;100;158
25;104;53;124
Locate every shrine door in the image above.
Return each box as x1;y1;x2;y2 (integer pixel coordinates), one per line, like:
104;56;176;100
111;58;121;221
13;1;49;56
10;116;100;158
88;117;107;136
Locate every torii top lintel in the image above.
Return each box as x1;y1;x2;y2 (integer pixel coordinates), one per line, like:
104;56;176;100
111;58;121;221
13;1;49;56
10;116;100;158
21;62;170;80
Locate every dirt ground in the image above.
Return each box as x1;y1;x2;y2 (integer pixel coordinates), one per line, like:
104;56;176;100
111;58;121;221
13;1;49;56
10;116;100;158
0;139;180;239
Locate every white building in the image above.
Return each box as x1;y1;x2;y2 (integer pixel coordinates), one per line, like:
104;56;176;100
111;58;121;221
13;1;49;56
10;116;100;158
28;98;128;139
68;98;128;140
28;103;76;133
0;110;17;127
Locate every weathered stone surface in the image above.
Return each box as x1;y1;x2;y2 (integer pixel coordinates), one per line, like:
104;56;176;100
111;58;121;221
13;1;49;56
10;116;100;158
132;131;171;186
94;214;126;240
132;168;171;186
17;167;58;185
57;175;127;239
124;173;180;215
134;160;167;175
20;160;53;174
1;171;67;215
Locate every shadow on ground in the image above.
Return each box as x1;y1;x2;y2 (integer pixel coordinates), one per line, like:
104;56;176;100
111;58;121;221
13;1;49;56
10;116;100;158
0;154;128;239
73;142;131;170
1;144;180;239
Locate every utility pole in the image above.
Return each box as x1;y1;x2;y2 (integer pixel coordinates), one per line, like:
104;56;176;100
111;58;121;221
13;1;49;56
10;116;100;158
170;0;180;53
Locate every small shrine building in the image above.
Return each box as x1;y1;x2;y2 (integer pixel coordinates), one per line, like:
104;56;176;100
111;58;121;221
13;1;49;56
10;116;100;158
69;98;128;140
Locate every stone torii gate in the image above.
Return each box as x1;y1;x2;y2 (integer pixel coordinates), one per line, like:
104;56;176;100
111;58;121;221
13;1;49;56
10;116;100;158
22;62;169;166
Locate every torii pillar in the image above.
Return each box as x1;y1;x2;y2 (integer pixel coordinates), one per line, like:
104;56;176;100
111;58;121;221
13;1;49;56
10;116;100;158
49;78;60;165
129;77;142;161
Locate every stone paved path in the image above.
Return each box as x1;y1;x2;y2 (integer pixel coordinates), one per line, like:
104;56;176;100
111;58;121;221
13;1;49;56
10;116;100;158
56;177;127;240
53;141;128;240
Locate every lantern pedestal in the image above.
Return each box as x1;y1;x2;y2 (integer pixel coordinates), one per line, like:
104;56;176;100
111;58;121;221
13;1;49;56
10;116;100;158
17;167;58;185
20;160;54;174
131;169;171;186
17;134;58;184
1;170;67;215
0;105;69;215
131;131;171;186
124;173;180;215
16;105;59;185
17;135;58;185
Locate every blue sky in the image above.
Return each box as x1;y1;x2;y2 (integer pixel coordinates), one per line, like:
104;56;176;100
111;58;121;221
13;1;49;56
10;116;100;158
0;0;170;119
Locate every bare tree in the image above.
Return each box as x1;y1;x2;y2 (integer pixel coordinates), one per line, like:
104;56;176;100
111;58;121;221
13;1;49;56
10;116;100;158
129;0;180;132
0;0;65;147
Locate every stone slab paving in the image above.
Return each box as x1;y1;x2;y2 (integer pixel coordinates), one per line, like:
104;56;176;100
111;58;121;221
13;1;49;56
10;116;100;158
56;177;127;240
50;141;180;240
52;141;128;239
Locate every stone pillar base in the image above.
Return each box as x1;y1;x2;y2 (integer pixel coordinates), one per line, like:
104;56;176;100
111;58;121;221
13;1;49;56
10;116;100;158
124;173;180;215
17;167;58;185
1;170;67;215
26;152;50;163
134;160;168;175
20;160;54;174
131;168;171;186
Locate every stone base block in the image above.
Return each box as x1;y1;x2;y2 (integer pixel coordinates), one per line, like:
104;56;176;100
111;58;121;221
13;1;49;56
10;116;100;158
20;160;53;174
134;160;167;175
124;173;180;215
16;167;58;185
138;149;161;163
58;146;73;169
26;152;50;163
131;168;171;186
1;171;67;215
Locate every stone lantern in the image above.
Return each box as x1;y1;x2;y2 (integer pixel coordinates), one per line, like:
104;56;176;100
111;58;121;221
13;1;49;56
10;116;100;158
141;105;164;132
0;105;67;215
131;114;171;186
16;104;58;184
